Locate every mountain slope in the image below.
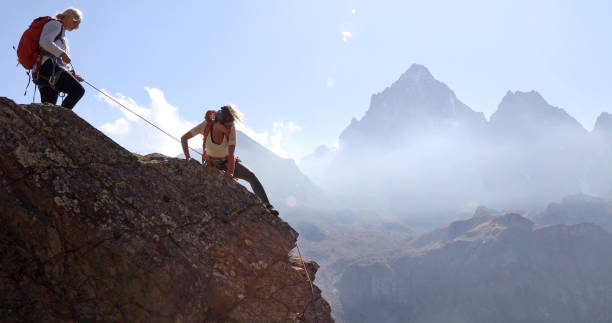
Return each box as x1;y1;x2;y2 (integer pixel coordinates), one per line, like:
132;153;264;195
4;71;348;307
338;213;612;323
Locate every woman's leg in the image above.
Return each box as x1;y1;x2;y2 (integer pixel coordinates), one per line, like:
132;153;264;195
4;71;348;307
37;60;59;105
39;84;59;105
233;161;270;205
53;69;85;109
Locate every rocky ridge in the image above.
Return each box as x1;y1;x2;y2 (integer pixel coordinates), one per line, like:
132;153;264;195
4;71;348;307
337;212;612;323
0;97;332;322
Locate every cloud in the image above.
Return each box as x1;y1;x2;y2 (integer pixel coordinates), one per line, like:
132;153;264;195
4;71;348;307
99;118;129;135
96;88;196;157
97;89;151;122
351;9;357;15
96;88;304;160
236;121;302;159
341;31;352;42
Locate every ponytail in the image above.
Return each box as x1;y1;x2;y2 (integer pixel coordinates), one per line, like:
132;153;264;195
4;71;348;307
215;104;243;123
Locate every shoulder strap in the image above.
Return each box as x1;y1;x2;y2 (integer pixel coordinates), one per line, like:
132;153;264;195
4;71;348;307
55;24;63;42
47;19;63;42
202;122;212;164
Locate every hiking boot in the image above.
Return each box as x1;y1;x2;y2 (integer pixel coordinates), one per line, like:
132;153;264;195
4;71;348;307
266;204;279;216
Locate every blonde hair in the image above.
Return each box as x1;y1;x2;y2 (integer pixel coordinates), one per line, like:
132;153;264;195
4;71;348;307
216;104;243;124
56;8;83;22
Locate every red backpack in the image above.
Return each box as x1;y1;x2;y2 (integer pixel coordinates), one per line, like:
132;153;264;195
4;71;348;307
17;16;62;70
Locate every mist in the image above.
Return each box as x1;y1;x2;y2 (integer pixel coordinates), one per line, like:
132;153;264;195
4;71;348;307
299;66;612;222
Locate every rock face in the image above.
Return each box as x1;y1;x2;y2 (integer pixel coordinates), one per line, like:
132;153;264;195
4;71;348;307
338;213;612;323
0;98;332;322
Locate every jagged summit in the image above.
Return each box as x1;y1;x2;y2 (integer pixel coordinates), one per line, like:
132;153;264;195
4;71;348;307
490;89;585;133
339;63;486;147
395;63;435;85
0;97;332;322
376;63;455;105
494;90;555;119
499;90;548;107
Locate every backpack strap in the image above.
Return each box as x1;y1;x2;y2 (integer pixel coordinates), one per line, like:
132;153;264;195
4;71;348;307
37;18;63;56
35;19;64;79
202;122;213;164
55;23;64;42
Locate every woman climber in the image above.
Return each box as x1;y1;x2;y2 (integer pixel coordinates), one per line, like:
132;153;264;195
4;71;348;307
33;7;85;110
181;105;279;216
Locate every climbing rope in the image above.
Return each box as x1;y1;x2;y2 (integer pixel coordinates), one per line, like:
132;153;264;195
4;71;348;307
296;242;316;300
82;79;203;158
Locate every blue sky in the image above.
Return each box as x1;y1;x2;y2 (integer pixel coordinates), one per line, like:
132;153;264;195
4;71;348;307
3;1;611;161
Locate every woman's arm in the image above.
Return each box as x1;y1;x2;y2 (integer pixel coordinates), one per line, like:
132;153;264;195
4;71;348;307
181;132;196;160
39;20;66;59
181;122;206;161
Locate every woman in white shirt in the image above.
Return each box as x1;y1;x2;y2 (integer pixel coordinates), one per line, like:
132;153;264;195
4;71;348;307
34;8;85;110
181;105;279;216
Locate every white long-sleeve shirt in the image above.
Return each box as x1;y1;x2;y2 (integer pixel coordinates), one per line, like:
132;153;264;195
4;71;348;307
37;19;69;70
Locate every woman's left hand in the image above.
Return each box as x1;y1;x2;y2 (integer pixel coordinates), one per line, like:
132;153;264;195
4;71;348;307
223;171;234;181
74;74;84;82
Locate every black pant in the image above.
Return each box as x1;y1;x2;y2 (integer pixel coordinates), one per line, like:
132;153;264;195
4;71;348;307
36;59;85;110
209;159;271;204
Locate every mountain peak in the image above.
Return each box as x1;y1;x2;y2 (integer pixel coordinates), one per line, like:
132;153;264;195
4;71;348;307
396;64;434;84
490;90;585;133
500;90;548;107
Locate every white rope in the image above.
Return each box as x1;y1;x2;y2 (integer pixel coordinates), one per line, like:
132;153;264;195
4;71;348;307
82;79;202;157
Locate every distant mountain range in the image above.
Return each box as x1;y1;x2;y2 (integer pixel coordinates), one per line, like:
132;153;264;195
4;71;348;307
299;64;612;215
338;212;612;323
528;193;612;233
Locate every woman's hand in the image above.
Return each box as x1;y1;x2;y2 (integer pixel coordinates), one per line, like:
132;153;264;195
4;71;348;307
60;52;71;63
222;171;234;181
74;74;84;82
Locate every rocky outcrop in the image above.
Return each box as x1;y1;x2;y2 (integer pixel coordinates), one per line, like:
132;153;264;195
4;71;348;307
338;213;612;323
0;97;332;322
